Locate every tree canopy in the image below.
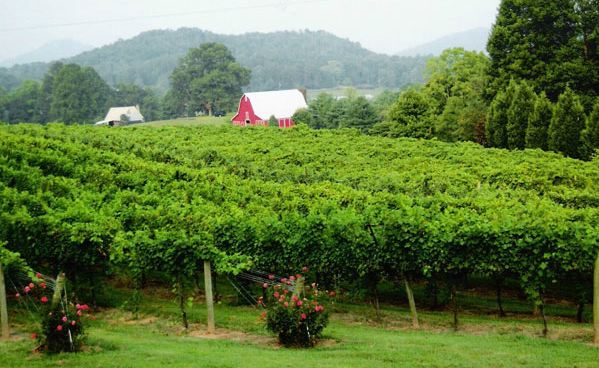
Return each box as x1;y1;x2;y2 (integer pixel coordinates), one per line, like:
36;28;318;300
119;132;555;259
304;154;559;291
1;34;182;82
168;43;250;116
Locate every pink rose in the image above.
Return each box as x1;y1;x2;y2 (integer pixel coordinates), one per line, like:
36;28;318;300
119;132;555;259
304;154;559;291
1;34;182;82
262;283;268;289
40;296;48;303
289;276;296;282
268;274;275;280
24;286;31;293
296;300;303;307
283;302;289;308
273;292;280;298
301;313;307;320
56;325;63;332
71;321;76;326
62;316;68;323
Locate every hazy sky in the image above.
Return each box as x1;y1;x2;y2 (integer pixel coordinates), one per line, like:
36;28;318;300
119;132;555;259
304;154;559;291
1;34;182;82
0;0;500;59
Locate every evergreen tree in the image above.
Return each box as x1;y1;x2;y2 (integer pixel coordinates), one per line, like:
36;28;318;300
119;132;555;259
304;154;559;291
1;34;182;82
309;93;337;129
370;89;433;138
338;96;379;132
525;92;553;150
548;88;587;158
507;81;536;149
581;99;599;158
485;80;517;148
487;0;597;101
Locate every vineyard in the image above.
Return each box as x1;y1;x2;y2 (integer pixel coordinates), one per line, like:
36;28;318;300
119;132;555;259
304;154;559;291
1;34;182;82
0;123;598;351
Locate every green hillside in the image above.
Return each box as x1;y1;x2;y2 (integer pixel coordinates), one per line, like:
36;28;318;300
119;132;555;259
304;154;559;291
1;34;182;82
0;29;428;93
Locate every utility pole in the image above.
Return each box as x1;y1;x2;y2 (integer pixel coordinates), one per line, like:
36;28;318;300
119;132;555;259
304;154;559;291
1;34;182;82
204;261;215;334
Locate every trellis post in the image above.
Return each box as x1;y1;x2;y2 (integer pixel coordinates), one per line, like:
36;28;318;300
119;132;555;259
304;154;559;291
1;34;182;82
204;261;215;334
593;252;599;345
0;262;9;340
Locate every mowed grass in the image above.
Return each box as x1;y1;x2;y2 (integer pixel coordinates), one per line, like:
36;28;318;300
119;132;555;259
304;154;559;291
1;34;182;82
1;285;598;368
133;114;232;127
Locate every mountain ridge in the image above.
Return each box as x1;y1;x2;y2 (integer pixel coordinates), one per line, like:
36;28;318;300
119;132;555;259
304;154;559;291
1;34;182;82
0;28;428;93
397;28;490;56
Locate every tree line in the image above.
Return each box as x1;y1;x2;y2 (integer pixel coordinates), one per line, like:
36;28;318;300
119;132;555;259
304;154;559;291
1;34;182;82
294;0;599;160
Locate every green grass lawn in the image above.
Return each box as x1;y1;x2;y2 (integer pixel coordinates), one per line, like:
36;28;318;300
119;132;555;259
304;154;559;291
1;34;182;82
133;114;232;127
1;285;598;367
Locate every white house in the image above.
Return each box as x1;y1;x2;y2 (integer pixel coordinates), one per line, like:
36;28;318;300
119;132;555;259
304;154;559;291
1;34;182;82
95;106;144;126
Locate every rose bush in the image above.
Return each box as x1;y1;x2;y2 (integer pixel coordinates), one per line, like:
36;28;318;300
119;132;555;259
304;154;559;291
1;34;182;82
262;270;332;347
17;273;91;353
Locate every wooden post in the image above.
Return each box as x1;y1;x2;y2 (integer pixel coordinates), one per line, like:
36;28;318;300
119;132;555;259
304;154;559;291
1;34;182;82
51;272;65;309
593;252;599;345
404;278;419;328
203;261;215;334
0;263;9;340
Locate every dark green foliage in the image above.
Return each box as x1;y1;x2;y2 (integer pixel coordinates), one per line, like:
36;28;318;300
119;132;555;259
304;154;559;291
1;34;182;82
1;80;42;123
526;92;553;150
48;64;112;124
487;0;599;101
485;80;517;148
507;81;536;149
370;89;433;138
581;99;599;158
338;96;379;132
548;88;587;158
268;115;278;127
169;43;250;117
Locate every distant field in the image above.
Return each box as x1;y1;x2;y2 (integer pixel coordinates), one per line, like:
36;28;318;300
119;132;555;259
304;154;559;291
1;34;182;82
306;86;392;100
134;115;232;127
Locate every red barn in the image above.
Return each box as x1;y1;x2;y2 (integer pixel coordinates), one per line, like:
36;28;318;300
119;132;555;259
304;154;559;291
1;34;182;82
231;89;308;128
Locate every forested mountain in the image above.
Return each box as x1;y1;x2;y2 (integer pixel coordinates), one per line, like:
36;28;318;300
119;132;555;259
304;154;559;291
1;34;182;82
397;28;489;56
0;39;93;67
0;28;428;93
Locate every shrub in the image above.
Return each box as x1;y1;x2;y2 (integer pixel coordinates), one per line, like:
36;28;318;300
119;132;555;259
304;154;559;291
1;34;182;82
262;270;331;347
17;273;90;353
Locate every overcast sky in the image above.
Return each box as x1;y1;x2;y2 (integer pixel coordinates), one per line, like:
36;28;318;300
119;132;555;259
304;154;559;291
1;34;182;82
0;0;500;59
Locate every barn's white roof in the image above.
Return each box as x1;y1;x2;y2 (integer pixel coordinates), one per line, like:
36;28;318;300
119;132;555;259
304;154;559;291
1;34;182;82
95;106;144;125
244;89;307;120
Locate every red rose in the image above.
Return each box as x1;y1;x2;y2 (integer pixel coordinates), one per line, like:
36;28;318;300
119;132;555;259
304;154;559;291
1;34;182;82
40;282;46;289
35;272;42;279
273;292;280;298
296;300;303;307
28;283;35;289
31;333;37;340
301;313;307;320
40;296;48;303
24;286;30;293
56;325;63;332
291;295;298;302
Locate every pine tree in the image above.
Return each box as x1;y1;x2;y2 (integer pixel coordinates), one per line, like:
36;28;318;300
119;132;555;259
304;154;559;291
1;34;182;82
526;92;553;150
581;99;599;158
507;81;536;149
548;88;587;158
485;80;517;148
487;0;596;100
